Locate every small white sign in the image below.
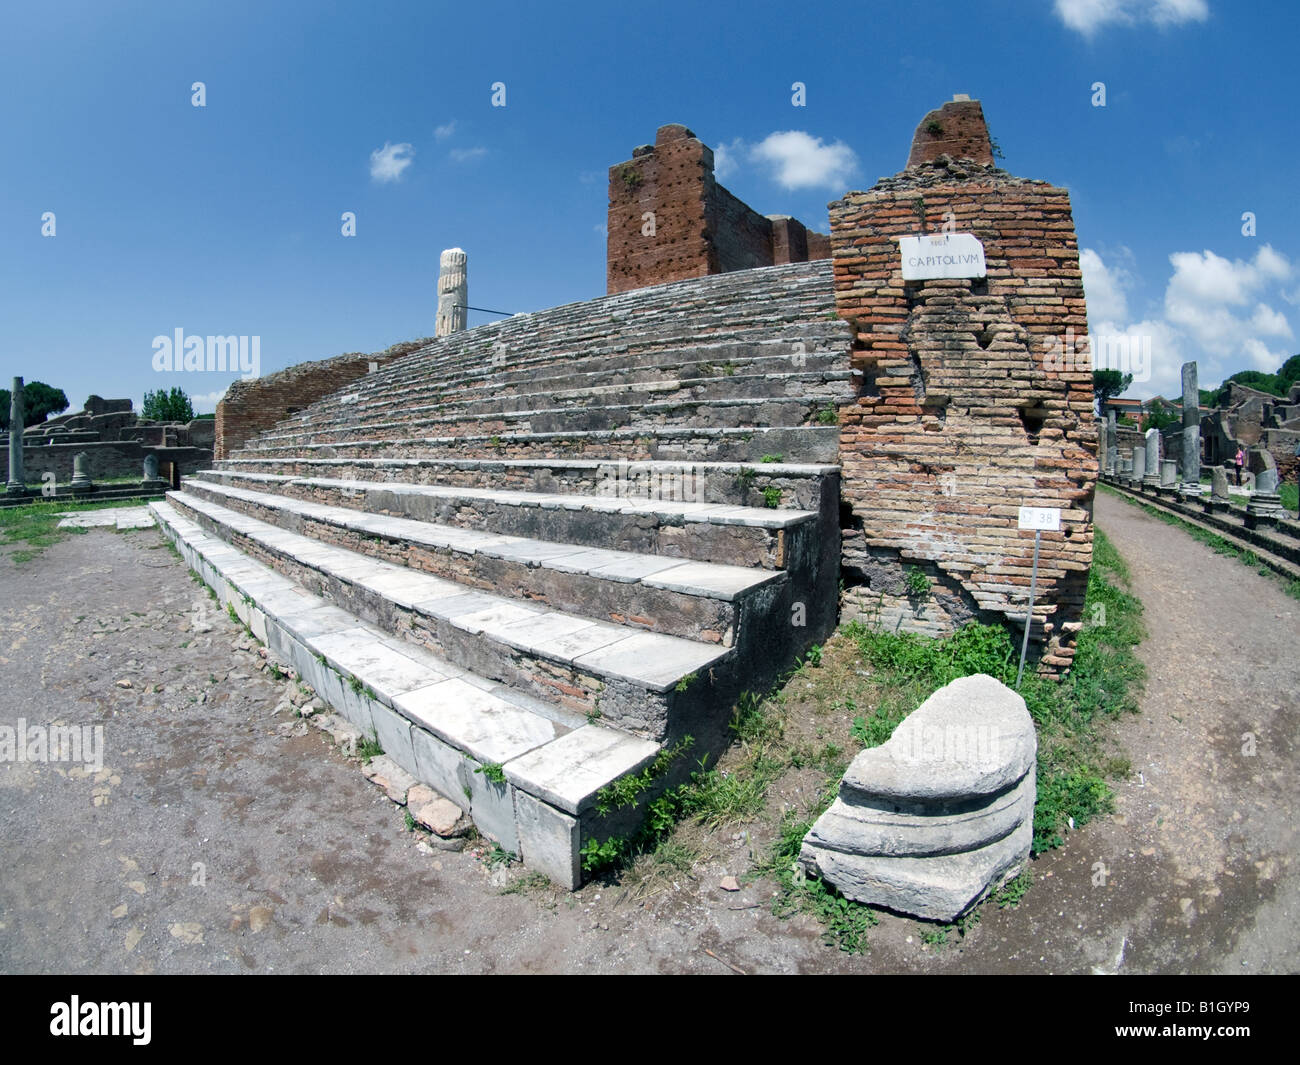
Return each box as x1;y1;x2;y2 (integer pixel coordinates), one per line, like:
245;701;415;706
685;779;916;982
899;232;986;281
1018;506;1061;531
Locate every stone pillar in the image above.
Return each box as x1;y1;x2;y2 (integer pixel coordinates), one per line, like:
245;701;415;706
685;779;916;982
1142;428;1161;486
70;451;94;496
142;453;164;487
435;248;468;338
1160;460;1177;487
1098;417;1109;477
1203;466;1231;513
6;377;25;495
1180;361;1201;490
1246;468;1285;528
1211;467;1230;500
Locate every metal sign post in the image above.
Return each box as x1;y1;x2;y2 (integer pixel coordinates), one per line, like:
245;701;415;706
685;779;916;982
1015;507;1060;689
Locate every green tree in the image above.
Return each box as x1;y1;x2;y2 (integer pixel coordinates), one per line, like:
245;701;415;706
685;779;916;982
0;381;69;429
1092;369;1132;416
1223;369;1285;397
1141;404;1179;433
1279;354;1300;390
141;387;195;423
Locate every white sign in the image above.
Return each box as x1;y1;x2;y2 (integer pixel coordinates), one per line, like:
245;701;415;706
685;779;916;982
1018;506;1061;531
899;232;986;281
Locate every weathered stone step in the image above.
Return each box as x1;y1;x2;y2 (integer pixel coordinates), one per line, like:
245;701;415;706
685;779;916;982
230;424;843;466
149;499;660;888
252;394;839;450
310;369;855;431
262;261;842;434
181;477;785;645
296;335;852;424
210;455;840;512
196;468;820;568
164;488;729;741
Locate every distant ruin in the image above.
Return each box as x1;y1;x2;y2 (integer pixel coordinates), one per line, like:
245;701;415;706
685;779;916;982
2;394;213;487
605;124;831;295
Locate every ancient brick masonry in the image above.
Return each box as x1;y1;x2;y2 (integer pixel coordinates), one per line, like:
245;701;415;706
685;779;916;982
606;124;830;294
215;343;424;458
830;112;1096;673
907;97;996;168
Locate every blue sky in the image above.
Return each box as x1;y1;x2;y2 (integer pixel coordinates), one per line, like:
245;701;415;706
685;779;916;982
2;0;1295;413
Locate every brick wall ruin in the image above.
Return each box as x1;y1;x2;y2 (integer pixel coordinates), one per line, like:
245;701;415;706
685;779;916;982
830;98;1096;673
907;96;996;168
215;343;424;458
606;124;830;294
3;395;213;483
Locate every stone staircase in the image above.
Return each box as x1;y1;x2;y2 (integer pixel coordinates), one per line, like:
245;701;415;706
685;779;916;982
151;260;853;886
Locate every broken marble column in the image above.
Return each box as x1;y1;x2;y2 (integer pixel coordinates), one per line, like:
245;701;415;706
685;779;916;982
1143;428;1161;486
800;674;1036;922
1160;460;1178;487
1180;361;1201;489
6;376;25;495
435;247;468;338
1246;468;1285;528
142;453;166;488
1211;466;1231;500
1098;418;1109;477
70;451;94;496
1131;445;1145;484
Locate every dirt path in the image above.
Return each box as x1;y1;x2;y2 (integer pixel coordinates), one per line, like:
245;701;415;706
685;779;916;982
1075;490;1300;973
0;496;1295;974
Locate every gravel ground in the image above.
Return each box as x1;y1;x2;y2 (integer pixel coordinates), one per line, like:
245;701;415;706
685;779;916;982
0;491;1295;974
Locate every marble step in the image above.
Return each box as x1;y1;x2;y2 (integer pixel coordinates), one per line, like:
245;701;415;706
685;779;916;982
149;499;658;888
209;455;841;512
281;368;853;438
164;488;729;741
195;467;821;568
180;477;785;645
293;338;851;428
265;261;841;431
229;424;843;466
249;395;840;451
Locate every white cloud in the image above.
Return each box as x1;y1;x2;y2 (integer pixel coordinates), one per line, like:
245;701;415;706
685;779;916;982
434;121;457;141
369;142;414;183
713;138;745;181
449;147;487;163
1080;247;1130;324
1083;245;1297;399
747;131;858;190
189;389;229;414
1151;0;1210;26
1242;337;1286;371
1249;302;1293;337
1054;0;1207;36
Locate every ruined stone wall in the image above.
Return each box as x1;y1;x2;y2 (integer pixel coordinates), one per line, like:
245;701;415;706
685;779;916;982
830;144;1096;673
711;184;775;272
215;345;419;458
606;124;830;294
1;440;209;482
